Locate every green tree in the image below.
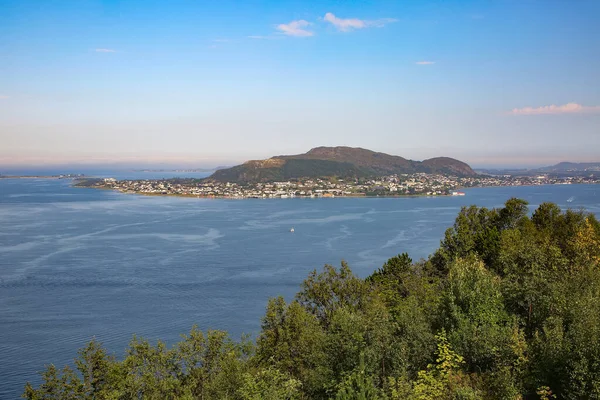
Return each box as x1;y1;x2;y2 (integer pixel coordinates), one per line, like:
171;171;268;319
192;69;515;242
174;327;251;399
239;367;301;400
368;257;439;377
296;261;369;327
335;354;383;400
410;330;482;400
75;339;115;398
255;297;327;397
23;365;84;400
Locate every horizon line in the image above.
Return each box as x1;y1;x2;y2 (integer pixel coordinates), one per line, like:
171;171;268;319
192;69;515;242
1;157;600;171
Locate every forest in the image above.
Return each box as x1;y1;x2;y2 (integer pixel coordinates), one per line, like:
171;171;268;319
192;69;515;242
23;199;600;399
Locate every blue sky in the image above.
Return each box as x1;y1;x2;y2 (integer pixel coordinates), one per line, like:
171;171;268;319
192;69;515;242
1;0;599;168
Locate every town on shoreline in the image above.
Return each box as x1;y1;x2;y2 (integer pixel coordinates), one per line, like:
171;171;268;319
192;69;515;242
75;173;599;199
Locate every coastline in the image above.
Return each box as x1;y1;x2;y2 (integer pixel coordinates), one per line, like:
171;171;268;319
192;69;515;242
74;186;443;199
71;181;596;200
72;182;455;199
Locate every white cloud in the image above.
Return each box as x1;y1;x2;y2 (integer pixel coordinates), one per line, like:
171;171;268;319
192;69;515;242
366;17;398;28
323;13;365;31
509;103;600;115
248;35;278;40
95;48;116;53
323;12;397;32
276;20;314;37
0;95;8;99
415;61;435;65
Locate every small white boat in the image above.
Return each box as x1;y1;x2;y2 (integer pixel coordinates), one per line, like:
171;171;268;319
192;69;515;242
290;227;295;233
567;196;575;203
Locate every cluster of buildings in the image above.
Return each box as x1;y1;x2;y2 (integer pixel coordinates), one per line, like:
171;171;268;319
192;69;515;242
471;174;598;187
85;173;599;199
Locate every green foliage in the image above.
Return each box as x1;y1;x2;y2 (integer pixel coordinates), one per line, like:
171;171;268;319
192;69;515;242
239;367;301;400
335;354;383;400
255;297;328;397
23;365;84;400
431;198;532;275
75;339;113;397
24;199;600;400
210;159;369;183
173;327;252;399
368;256;439;376
23;327;252;400
296;261;369;327
537;386;557;400
440;257;524;373
409;330;485;400
368;253;413;297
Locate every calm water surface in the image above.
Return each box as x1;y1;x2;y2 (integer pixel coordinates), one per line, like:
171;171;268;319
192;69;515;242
1;179;598;398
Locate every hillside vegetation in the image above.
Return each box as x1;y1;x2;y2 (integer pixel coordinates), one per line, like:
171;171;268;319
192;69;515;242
24;199;600;399
208;147;476;183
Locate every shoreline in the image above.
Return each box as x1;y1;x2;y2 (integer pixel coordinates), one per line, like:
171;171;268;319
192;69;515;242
75;186;446;199
72;181;597;200
72;182;456;199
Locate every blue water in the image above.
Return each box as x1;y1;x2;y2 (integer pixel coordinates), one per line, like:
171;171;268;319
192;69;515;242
0;180;598;398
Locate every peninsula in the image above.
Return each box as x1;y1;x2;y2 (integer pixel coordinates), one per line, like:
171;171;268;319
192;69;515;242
74;147;599;198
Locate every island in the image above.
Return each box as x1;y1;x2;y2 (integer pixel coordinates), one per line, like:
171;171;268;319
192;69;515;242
73;147;599;198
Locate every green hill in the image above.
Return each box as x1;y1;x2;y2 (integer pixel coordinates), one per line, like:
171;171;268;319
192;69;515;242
208;146;476;183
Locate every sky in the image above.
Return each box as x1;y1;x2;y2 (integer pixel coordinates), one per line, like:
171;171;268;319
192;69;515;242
1;0;599;169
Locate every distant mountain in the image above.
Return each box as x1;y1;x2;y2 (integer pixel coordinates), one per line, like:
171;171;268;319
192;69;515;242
207;146;476;183
475;162;600;177
475;168;530;176
538;162;600;173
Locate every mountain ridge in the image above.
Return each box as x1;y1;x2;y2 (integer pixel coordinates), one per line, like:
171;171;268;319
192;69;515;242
207;146;476;183
539;162;600;172
476;161;600;176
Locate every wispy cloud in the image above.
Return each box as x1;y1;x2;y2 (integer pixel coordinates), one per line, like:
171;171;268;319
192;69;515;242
212;39;231;43
323;13;365;31
95;48;116;53
509;103;600;115
369;18;398;28
415;61;435;65
0;95;8;100
323;12;397;32
248;35;279;40
276;20;314;37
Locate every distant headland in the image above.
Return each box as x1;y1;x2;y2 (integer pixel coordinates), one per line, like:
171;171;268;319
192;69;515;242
72;147;599;199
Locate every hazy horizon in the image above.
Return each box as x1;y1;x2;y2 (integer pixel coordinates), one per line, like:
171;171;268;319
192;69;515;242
1;146;599;172
2;1;599;167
